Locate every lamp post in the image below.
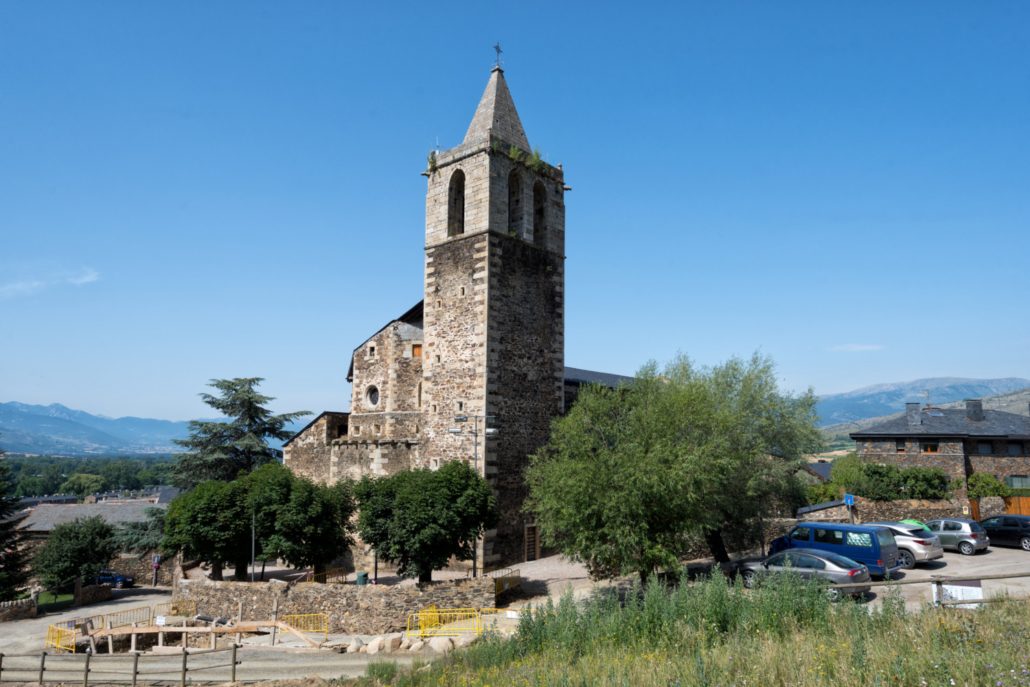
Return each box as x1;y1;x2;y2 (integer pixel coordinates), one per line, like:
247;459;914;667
447;414;498;577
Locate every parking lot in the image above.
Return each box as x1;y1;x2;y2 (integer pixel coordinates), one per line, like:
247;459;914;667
863;544;1030;609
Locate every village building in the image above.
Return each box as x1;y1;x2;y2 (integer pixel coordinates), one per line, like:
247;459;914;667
284;66;629;571
850;399;1030;492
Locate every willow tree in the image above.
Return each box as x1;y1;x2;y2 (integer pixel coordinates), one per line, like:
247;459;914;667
526;354;821;582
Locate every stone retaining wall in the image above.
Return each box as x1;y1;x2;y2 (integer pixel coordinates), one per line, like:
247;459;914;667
76;583;113;606
801;497;1006;525
0;598;37;622
173;577;495;634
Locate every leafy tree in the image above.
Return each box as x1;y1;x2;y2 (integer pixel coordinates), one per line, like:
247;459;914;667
60;473;107;498
967;472;1011;500
33;516;117;591
244;463;355;575
114;507;166;553
526;354;821;581
162;480;249;580
0;449;30;600
173;378;309;488
355;461;497;583
827;453;868;495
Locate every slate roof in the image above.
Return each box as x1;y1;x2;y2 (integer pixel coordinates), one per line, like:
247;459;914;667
850;408;1030;439
20;501;166;533
563;367;634;388
796;499;847;517
803;462;833;481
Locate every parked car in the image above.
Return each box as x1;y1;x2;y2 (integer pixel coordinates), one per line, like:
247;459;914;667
94;570;134;588
925;518;990;555
740;548;871;599
865;521;944;569
978;515;1030;551
769;522;901;577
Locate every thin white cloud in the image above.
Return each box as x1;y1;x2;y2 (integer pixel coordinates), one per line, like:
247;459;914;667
0;267;100;300
829;343;885;353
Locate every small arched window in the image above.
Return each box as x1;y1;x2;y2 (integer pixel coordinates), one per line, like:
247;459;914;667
507;171;523;236
532;181;546;247
448;170;466;236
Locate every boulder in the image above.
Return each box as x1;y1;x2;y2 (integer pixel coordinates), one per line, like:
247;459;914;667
346;638;365;654
453;633;480;649
408;639;425;652
428;636;453;654
384;636;402;653
399;637;412;651
366;636;385;655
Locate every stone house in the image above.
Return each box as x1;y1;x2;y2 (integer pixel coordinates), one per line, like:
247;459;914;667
284;66;629;571
850;399;1030;493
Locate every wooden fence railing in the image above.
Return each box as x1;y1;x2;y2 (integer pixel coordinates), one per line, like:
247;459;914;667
0;644;240;686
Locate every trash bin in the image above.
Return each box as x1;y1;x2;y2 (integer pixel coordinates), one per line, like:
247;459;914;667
355;571;369;586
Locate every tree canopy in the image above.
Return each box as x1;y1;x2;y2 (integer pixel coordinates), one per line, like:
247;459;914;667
525;354;821;582
355;461;497;583
162;464;354;580
173;378;309;488
162;479;249;580
33;516;117;590
0;453;29;600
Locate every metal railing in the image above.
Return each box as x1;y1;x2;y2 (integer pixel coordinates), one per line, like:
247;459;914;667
0;644;241;686
279;613;329;642
490;567;521;594
304;567;349;584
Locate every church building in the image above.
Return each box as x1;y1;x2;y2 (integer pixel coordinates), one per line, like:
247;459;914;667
284;65;628;571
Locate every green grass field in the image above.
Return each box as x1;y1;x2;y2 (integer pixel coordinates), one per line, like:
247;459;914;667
348;574;1030;687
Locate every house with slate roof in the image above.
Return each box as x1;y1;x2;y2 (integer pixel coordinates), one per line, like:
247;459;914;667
283;66;631;570
850;399;1030;493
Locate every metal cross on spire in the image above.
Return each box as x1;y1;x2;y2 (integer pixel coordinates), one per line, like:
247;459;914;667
493;42;503;68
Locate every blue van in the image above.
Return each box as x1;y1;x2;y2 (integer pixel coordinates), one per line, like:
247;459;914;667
770;522;902;577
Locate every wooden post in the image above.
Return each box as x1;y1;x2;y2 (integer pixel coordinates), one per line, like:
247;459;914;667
82;649;91;687
38;651;46;685
1;652;5;683
235;601;243;645
230;643;237;683
180;646;188;687
209;621;216;650
270;598;279;647
158;629;164;647
181;621;187;648
934;579;945;608
130;623;137;653
131;652;139;687
106;619;114;654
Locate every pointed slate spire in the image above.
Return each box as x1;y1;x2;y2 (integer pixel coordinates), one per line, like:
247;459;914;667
462;66;530;151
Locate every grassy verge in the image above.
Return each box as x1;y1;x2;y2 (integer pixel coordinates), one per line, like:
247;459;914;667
348;574;1030;687
36;591;75;610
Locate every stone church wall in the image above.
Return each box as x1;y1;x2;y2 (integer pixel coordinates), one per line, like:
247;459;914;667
283;413;348;485
485;232;565;567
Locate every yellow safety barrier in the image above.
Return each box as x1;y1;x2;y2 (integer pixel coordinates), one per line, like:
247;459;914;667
153;599;197;617
280;613;329;642
45;624;77;653
406;607;484;638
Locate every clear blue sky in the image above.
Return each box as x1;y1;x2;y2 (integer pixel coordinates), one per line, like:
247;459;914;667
2;2;1028;420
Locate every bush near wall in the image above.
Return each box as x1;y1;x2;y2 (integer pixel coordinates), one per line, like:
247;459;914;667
808;455;950;503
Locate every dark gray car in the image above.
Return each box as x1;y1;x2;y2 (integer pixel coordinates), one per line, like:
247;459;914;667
740;548;871;598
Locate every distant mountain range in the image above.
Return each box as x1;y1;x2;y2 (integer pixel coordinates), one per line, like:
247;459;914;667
4;377;1029;456
0;402;306;456
814;377;1030;427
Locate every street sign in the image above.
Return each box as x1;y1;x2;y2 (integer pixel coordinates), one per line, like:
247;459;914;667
844;493;855;507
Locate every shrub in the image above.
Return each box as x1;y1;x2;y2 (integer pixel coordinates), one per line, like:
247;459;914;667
967;472;1011;499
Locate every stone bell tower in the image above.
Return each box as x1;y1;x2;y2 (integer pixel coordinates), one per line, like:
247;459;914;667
421;66;566;568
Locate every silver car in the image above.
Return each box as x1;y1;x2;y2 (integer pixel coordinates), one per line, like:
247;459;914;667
740;548;871;598
865;521;944;569
925;518;990;555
